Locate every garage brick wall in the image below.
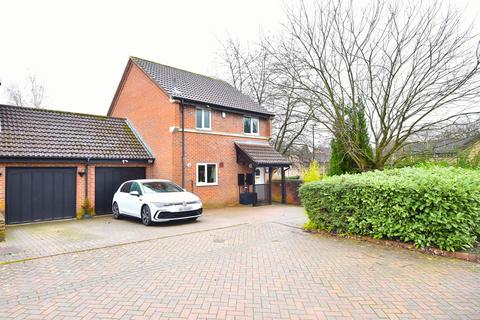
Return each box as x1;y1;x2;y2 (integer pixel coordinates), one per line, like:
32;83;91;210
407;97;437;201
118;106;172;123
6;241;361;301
109;62;274;207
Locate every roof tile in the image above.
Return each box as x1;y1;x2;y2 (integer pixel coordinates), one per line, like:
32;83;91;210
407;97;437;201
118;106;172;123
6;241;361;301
0;104;153;160
131;57;273;116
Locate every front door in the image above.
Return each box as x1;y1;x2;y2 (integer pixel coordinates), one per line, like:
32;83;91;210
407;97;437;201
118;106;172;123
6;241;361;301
255;167;265;184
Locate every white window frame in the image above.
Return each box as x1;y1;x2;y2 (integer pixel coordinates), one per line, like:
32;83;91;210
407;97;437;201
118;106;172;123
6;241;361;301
195;108;212;130
196;163;218;186
243;116;259;135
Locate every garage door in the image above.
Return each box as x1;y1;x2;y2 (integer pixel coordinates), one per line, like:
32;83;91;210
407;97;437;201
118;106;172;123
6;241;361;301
6;167;77;224
95;167;146;214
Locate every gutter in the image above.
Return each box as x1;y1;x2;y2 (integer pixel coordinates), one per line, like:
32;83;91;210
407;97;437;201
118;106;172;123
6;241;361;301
0;157;154;163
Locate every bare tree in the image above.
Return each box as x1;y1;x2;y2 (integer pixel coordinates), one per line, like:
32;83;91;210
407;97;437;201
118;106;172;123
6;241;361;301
271;0;480;170
6;74;45;108
221;37;313;155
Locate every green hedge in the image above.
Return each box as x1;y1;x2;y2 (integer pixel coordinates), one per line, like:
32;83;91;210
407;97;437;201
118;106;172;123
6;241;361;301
299;167;480;251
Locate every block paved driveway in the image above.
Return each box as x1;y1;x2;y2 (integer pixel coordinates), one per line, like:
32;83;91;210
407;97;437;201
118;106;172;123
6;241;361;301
1;205;479;319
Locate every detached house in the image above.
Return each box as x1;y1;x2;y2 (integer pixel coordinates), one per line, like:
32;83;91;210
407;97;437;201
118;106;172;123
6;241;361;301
109;57;290;207
0;56;289;229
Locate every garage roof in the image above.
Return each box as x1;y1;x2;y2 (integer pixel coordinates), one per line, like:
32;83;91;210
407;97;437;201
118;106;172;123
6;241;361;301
235;141;291;167
129;57;274;116
0;104;154;161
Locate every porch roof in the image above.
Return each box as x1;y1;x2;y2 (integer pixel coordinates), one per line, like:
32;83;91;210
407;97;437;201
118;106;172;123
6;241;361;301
235;141;291;167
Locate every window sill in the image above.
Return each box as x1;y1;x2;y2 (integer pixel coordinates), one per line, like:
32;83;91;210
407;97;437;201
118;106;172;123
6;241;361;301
196;127;212;131
196;183;218;187
244;132;260;136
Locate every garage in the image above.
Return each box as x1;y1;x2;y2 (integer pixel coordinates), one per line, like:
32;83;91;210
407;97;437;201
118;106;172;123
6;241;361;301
0;104;154;228
95;167;146;214
6;167;77;224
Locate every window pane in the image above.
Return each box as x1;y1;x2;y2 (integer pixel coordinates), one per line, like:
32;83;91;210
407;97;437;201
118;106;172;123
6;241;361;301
204;110;211;128
244;117;251;133
121;182;132;193
252;118;259;133
130;182;142;195
207;164;216;183
196;109;203;128
198;164;206;183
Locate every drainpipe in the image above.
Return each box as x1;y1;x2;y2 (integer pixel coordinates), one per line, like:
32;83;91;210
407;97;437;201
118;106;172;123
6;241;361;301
85;158;90;202
181;99;185;188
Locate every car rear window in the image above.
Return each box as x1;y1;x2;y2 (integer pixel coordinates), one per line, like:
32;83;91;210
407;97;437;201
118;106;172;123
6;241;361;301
142;181;183;193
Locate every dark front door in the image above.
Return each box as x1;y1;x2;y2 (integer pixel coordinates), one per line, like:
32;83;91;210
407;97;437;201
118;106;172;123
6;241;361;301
6;167;77;224
95;167;146;214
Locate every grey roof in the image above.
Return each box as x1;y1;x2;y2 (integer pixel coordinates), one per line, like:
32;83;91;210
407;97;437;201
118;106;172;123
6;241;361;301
407;133;480;156
0;104;153;160
130;57;273;116
235;141;291;167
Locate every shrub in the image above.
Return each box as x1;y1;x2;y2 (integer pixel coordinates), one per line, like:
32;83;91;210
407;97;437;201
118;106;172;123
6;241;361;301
77;198;95;219
302;161;323;183
299;166;480;251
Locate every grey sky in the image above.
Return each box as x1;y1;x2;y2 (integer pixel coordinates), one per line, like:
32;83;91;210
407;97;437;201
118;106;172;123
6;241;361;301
0;0;478;115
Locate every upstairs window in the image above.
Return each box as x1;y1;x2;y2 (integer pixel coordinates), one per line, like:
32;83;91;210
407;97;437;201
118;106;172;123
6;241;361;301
197;163;217;186
196;108;211;130
243;116;259;135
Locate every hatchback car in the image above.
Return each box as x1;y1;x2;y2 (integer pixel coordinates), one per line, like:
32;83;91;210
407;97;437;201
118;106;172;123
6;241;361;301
112;179;203;226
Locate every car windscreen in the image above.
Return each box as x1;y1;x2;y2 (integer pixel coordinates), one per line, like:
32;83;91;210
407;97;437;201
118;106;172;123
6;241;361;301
142;181;183;193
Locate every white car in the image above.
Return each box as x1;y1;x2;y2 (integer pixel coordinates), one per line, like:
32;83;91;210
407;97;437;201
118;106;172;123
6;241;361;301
112;179;203;226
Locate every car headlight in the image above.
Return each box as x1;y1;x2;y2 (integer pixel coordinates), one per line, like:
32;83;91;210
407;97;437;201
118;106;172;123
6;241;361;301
187;199;202;205
151;202;173;207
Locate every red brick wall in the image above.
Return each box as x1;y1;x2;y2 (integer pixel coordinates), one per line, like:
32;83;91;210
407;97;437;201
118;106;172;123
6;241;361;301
271;180;302;205
182;105;271;137
172;132;261;207
109;62;175;180
0;162;149;222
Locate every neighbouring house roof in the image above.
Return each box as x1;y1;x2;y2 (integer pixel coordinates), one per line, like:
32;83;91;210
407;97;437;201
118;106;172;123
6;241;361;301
406;132;480;156
0;104;154;161
129;56;273;116
235;141;291;167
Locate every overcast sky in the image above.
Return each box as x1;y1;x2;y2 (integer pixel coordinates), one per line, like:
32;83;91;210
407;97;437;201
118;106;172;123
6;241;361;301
0;0;479;115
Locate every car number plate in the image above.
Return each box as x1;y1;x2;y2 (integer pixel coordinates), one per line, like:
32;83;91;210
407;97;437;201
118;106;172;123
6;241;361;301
179;205;192;211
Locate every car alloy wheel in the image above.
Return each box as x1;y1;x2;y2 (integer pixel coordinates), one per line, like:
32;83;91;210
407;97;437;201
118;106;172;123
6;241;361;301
112;202;121;219
141;205;152;226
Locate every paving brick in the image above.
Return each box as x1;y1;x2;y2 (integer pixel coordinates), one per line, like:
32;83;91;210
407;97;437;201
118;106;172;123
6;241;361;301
0;206;479;319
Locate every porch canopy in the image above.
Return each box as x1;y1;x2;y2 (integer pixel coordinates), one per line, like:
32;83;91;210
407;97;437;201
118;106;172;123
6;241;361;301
235;141;291;204
235;141;291;168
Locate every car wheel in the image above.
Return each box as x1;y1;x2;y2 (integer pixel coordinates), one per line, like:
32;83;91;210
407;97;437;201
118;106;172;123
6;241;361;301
112;202;121;219
141;205;153;226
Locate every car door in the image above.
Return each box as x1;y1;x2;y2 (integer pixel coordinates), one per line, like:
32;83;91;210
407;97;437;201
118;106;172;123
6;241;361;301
116;182;132;215
126;182;144;217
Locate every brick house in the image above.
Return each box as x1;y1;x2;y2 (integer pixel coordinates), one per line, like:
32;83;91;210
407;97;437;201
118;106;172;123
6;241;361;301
109;57;290;207
0;104;153;226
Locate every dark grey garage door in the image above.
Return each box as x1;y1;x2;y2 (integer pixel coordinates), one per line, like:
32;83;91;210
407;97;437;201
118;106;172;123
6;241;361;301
95;167;146;214
6;167;77;224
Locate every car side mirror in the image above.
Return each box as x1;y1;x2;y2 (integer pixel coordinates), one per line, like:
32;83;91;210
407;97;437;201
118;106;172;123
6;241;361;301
130;190;140;197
